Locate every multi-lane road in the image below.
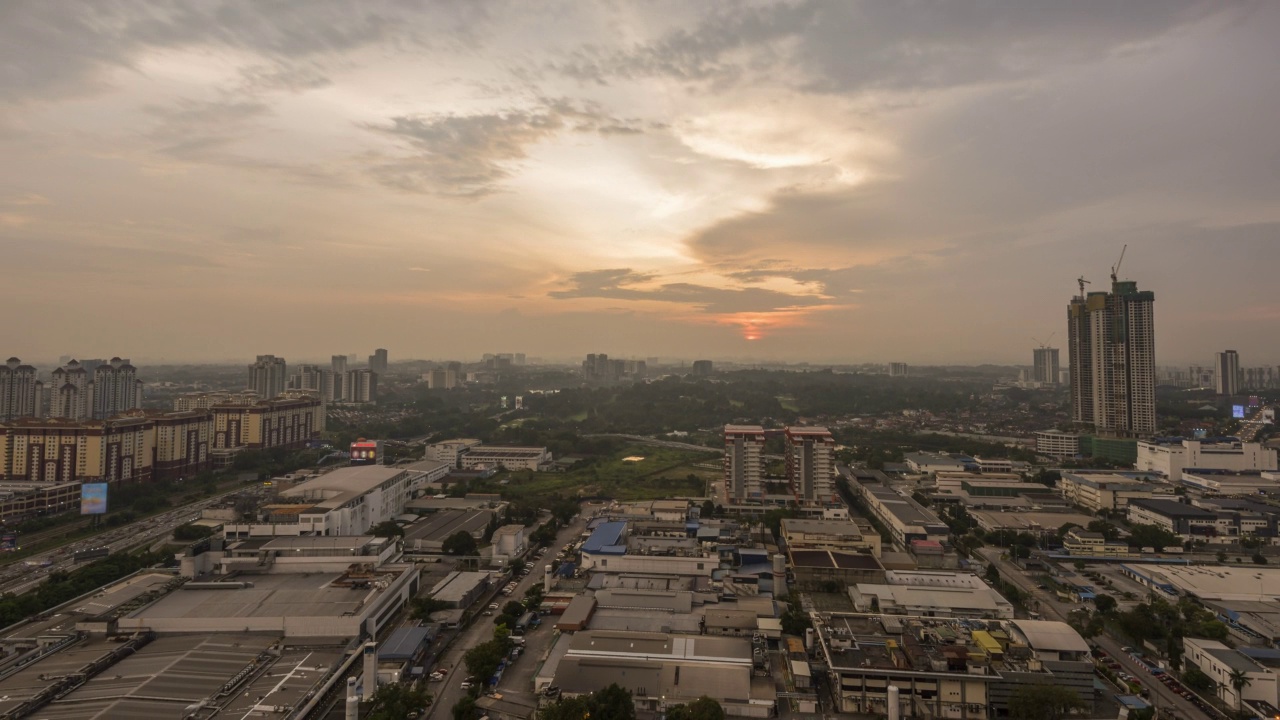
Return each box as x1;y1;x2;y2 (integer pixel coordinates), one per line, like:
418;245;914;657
0;488;249;596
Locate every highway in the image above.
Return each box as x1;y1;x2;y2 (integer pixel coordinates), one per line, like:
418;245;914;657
976;548;1214;720
0;487;249;597
1239;404;1274;443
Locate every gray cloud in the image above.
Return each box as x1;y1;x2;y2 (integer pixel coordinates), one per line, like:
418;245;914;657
555;1;1220;93
144;97;272;159
0;1;491;102
366;100;649;196
549;267;835;315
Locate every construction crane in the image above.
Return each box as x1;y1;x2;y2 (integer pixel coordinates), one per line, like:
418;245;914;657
1076;276;1091;298
1110;244;1127;284
1032;333;1056;349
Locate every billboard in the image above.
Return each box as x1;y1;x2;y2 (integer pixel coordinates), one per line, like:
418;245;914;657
1233;405;1246;419
1249;395;1261;408
0;534;16;553
80;483;108;515
350;440;381;466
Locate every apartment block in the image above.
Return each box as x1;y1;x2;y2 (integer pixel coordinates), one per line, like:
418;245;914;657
724;424;765;504
786;426;836;505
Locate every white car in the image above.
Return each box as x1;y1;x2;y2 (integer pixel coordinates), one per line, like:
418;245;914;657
460;680;473;690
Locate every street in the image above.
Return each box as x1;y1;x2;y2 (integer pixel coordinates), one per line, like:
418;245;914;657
976;548;1213;720
425;513;588;719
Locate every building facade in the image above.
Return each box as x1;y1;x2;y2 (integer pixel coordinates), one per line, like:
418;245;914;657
1068;279;1156;438
211;396;323;452
1034;430;1081;459
1216;350;1240;396
1032;347;1060;385
786;426;836;505
1137;438;1278;483
724;425;765;504
49;360;92;421
148;409;213;481
342;369;378;404
91;357;142;419
0;358;42;420
369;348;388;376
247;354;288;401
0;415;154;484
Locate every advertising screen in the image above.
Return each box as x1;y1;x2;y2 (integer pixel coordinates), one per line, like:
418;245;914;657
80;483;108;515
1232;405;1246;419
1249;395;1261;408
0;534;16;552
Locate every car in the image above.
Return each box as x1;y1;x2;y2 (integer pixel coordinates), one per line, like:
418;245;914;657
460;680;473;690
483;610;493;616
488;603;499;610
544;686;561;698
428;673;444;682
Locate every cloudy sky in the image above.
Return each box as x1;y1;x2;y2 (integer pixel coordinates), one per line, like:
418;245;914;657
3;1;1278;366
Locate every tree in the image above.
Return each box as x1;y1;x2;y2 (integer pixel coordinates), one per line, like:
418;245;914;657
700;499;716;518
592;683;638;720
780;595;811;636
1182;665;1215;695
1228;668;1252;718
173;523;215;541
452;695;478;720
369;520;405;539
665;697;725;720
1093;593;1118;615
503;601;525;617
1008;684;1087;720
1253;553;1268;565
1086;520;1120;541
366;682;431;720
410;597;449;622
443;531;479;556
463;639;511;684
538;695;592;720
1126;523;1179;551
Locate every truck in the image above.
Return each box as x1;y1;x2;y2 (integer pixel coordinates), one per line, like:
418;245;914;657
514;612;535;636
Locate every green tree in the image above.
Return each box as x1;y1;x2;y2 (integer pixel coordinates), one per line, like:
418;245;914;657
1253;553;1268;565
538;695;592;720
1182;665;1215;695
173;523;215;541
780;595;811;636
1008;684;1087;720
443;530;479;556
1228;668;1252;719
452;695;478;720
503;601;526;617
592;683;638;720
410;597;449;622
1126;523;1179;551
1093;594;1118;615
665;697;725;720
463;639;511;684
366;682;432;720
369;520;405;538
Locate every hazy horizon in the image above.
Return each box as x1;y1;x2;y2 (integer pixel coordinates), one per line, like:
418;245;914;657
3;2;1279;366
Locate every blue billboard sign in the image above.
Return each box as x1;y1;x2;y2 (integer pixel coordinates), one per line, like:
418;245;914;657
80;483;108;515
1233;405;1246;419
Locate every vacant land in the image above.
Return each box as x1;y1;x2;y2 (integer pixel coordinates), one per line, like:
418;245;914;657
481;444;719;501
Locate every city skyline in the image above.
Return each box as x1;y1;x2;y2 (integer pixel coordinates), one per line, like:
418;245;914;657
3;3;1279;364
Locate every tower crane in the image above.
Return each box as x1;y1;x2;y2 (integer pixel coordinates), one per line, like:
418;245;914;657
1076;276;1091;298
1032;333;1056;349
1110;244;1127;284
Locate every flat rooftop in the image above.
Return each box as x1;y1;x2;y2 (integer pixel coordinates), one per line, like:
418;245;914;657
403;509;492;543
279;465;407;510
790;549;882;570
127;572;388;621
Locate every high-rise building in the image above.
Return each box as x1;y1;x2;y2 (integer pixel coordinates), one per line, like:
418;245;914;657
343;369;378;404
49;360;92;420
0;414;155;484
247;355;288;400
1032;347;1060;385
291;364;326;392
0;358;42;420
723;425;765;504
91;357;142;419
692;360;714;376
1215;350;1240;396
1068;277;1156;438
785;426;836;505
369;348;388;375
888;362;909;377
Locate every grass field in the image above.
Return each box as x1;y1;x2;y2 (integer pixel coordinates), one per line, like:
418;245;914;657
487;444;720;501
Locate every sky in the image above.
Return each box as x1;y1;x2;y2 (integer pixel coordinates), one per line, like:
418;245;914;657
2;1;1278;366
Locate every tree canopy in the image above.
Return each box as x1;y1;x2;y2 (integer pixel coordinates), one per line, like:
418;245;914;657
366;683;431;720
443;530;479;556
665;697;726;720
369;520;405;539
538;684;637;720
1009;684;1087;720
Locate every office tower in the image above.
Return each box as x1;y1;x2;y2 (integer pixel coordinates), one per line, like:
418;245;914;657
888;362;909;377
692;360;714;376
514;353;526;366
1067;276;1156;438
723;425;765;504
0;358;42;420
369;348;388;375
785;426;836;505
1215;350;1240;396
1032;347;1060;385
49;360;92;420
247;355;288;400
330;355;348;399
92;357;142;419
343;369;378;404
